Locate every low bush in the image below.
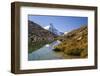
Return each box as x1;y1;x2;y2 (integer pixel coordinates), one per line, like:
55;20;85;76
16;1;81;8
53;48;61;52
65;48;84;56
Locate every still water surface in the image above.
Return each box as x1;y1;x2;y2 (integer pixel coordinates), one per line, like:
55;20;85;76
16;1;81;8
28;40;64;61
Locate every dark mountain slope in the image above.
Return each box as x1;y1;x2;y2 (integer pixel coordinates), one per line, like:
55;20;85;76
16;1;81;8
28;20;57;53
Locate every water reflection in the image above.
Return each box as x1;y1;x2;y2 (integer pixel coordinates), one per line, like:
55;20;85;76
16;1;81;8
28;40;63;61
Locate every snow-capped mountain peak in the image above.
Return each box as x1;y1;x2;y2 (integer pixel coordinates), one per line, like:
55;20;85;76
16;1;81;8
44;23;63;36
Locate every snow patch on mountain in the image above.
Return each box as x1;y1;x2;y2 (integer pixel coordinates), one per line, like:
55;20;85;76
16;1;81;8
44;25;50;30
64;32;68;35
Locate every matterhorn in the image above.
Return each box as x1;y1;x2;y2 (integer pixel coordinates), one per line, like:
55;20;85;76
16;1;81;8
44;23;63;36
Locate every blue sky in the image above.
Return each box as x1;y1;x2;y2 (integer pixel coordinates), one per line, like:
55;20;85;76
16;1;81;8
28;15;88;33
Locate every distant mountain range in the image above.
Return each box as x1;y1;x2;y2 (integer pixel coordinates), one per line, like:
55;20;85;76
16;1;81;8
44;23;63;36
28;20;57;53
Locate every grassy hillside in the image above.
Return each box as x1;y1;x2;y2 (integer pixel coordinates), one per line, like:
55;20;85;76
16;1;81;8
53;26;88;58
28;20;57;53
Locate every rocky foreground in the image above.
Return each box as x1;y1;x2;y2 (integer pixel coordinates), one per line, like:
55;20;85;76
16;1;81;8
54;26;88;58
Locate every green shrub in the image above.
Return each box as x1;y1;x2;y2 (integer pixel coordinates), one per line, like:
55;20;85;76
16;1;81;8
53;48;61;52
